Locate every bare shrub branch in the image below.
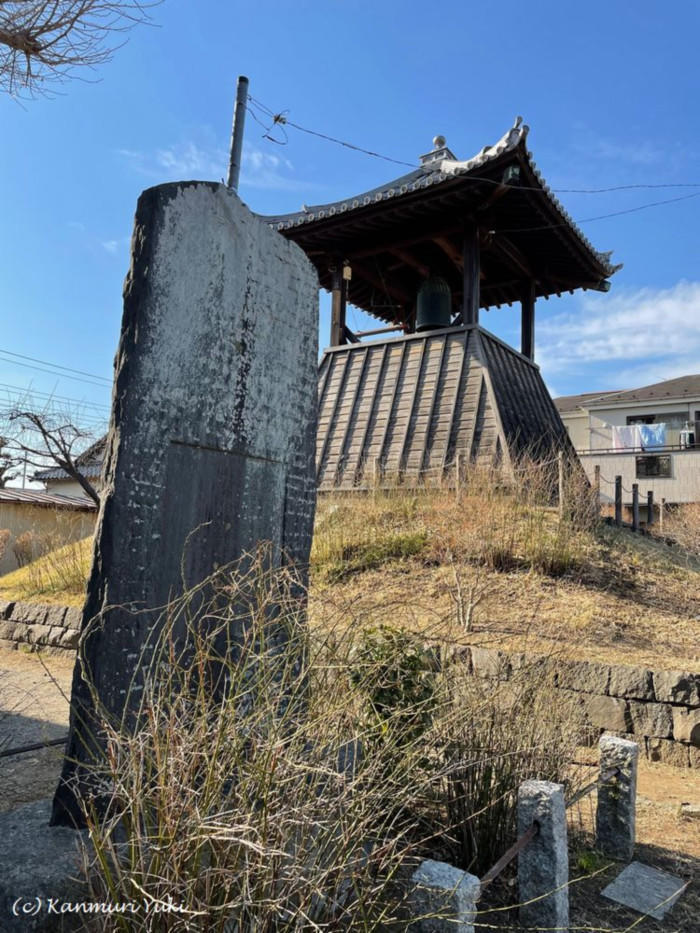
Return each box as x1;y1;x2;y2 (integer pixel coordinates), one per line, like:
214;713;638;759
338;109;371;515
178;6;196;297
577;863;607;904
0;1;159;97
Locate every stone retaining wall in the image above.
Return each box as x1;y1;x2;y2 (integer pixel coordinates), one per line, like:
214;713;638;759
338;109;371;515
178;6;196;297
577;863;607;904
0;600;80;657
468;646;700;769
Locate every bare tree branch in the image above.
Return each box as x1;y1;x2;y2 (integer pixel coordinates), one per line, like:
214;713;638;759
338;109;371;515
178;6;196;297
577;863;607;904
2;405;103;503
0;1;159;97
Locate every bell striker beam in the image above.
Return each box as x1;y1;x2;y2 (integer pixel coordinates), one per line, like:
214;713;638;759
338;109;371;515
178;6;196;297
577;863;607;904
521;280;536;361
462;222;480;325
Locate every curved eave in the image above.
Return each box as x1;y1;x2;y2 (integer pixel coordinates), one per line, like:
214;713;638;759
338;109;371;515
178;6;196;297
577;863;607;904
259;120;620;321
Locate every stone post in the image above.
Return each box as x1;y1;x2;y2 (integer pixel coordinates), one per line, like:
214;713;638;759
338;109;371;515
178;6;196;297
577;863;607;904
409;859;480;932
517;780;569;931
596;735;638;860
51;182;319;827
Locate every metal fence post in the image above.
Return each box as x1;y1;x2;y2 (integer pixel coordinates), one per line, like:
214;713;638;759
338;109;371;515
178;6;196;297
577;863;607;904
632;483;639;532
517;781;569;931
614;476;622;526
596;735;638;861
558;450;564;521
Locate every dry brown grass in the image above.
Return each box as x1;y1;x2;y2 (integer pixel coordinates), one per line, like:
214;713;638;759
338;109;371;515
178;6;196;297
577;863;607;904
310;462;700;670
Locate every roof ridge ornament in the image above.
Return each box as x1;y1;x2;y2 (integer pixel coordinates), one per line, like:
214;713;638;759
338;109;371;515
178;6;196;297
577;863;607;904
419;135;457;166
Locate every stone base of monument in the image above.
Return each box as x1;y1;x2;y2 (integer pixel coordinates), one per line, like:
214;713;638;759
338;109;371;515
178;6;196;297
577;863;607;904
0;799;89;931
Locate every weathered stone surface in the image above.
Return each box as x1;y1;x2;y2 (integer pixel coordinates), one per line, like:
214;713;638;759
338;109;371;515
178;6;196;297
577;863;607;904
629;700;673;738
555;659;609;694
0;799;89;931
56;627;79;650
10;603;48;625
63;608;81;631
608;664;654;700
653;670;700;706
672;707;700;746
469;646;512;679
596;735;638;860
45;605;68;628
0;620;19;640
3;621;29;642
52;182;319;828
26;624;54;646
646;737;690;768
409;859;480;932
688;745;700;769
0;599;15;619
602;861;688;921
585;694;630;732
517;780;569;931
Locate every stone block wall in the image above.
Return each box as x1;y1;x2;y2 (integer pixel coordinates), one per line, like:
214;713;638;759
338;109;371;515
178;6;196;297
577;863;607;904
468;646;700;768
0;600;80;657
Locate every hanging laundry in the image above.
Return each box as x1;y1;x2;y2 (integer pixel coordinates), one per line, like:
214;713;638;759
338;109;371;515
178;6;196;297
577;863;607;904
639;423;666;448
611;425;642;450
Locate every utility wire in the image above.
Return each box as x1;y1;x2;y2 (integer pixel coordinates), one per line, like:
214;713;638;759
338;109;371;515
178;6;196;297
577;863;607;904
0;355;110;390
0;348;111;385
247;95;700;195
0;382;110;413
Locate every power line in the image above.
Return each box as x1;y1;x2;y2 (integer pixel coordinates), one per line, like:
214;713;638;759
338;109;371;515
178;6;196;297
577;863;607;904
0;348;111;385
0;355;111;390
497;191;700;234
0;382;110;413
247;95;700;196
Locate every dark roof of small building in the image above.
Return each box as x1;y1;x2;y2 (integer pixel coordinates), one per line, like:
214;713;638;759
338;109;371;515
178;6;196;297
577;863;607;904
0;488;96;510
261;119;621;322
34;436;107;482
554;375;700;414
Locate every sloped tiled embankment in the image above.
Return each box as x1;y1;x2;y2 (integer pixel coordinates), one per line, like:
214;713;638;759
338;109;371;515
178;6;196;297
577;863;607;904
0;601;80;657
469;646;700;769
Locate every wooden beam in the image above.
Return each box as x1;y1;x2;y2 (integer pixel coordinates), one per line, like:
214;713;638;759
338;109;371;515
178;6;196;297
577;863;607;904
349;258;414;305
330;265;346;346
521;280;536;361
434;235;463;272
462;222;480;326
388;247;429;278
488;235;534;280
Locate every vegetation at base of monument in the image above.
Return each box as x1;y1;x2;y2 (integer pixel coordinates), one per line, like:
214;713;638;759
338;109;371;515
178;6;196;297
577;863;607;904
0;1;160;98
75;553;587;930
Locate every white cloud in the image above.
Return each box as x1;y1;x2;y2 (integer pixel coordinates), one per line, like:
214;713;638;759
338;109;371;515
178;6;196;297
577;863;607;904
537;280;700;388
118;137;320;192
101;239;119;254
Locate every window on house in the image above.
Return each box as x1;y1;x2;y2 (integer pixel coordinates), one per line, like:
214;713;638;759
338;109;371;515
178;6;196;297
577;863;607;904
635;455;672;478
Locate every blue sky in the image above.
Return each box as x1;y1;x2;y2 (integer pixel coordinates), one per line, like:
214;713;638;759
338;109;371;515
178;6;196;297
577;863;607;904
1;0;699;436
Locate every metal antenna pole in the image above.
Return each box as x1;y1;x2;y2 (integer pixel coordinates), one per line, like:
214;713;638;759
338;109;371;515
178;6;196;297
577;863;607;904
227;75;249;191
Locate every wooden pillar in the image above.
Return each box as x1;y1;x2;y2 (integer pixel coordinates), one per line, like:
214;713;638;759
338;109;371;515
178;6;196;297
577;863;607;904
521;281;536;360
330;264;347;346
462;222;480;326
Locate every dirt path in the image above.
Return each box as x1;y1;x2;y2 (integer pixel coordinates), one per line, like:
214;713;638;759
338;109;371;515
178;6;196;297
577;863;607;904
0;646;72;813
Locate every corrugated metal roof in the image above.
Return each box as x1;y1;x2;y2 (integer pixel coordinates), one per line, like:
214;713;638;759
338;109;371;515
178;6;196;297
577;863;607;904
0;488;97;510
316;325;572;490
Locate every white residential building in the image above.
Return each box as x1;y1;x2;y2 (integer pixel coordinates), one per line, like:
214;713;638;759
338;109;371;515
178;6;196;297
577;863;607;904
555;375;700;514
